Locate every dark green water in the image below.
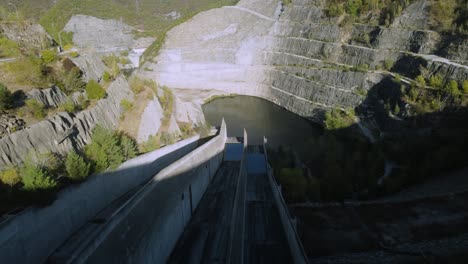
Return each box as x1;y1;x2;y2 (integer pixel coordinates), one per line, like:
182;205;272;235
202;95;322;156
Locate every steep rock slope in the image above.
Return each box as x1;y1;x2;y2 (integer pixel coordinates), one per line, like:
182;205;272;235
144;0;467;122
0;57;133;168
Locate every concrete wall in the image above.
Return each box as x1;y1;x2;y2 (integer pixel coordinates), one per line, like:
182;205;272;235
75;120;228;263
263;138;308;264
227;129;248;264
0;136;200;264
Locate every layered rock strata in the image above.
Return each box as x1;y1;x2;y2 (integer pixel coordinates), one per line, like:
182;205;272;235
142;0;467;122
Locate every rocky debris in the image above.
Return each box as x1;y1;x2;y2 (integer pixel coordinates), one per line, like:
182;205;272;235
0;22;53;50
27;86;68;108
0;113;25;138
0;76;133;168
64;15;134;52
137;97;164;143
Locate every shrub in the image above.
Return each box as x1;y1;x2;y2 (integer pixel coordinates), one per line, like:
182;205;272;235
102;71;113;83
59;99;78;113
0;82;13;111
384;59;394;71
463;80;468;94
21;160;57;191
429;74;443;89
63;44;73;51
129;77;155;94
65;151;90;181
62;68;86;94
140;134;161;153
327;2;345;17
324;108;354;130
25;99;46;119
445;80;461;97
86;80;106;99
0;168;21;187
41;49;58;64
120;99;133;112
415;75;426;87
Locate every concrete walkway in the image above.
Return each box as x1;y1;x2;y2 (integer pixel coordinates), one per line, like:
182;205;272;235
168;144;292;264
243;146;291;264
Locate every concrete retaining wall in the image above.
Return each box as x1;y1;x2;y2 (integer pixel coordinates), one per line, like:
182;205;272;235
227;129;248;264
263;138;308;264
76;120;228;263
0;136;200;264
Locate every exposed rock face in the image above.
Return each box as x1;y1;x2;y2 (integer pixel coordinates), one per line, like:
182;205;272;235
0;22;52;49
71;54;107;82
64;15;155;58
137;97;164;143
142;0;467;122
0;75;133;168
27;86;68;108
64;15;135;52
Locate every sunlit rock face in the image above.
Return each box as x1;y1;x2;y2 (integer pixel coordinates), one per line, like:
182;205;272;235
143;0;467;122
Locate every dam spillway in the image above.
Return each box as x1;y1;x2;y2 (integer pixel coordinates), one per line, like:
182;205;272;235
45;122;306;264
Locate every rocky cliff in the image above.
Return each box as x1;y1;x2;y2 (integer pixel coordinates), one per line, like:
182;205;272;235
142;0;467;122
0;56;133;168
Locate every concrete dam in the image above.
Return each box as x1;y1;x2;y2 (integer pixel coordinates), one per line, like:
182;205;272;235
0;120;306;264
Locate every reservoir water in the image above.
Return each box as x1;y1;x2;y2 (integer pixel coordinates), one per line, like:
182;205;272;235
202;95;322;157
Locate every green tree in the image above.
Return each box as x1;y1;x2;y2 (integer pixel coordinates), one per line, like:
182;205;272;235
415;75;426;87
85;126;124;172
65;151;91;181
120;134;138;160
21;160;57;191
445;80;461;97
0;82;13;111
429;74;443;89
86;80;106;99
346;0;362;17
463;80;468;94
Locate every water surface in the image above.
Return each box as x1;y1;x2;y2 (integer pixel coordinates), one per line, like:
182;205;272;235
202;95;322;157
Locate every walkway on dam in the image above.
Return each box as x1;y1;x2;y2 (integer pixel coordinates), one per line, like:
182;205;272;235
243;145;291;264
168;143;291;264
